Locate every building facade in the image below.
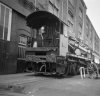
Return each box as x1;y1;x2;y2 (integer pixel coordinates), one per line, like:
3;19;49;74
0;0;35;74
75;0;87;40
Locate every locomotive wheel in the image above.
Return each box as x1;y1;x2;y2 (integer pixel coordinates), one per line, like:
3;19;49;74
69;63;77;76
76;65;80;75
89;72;98;79
87;63;99;79
25;62;34;72
40;64;46;72
72;63;77;75
63;64;70;76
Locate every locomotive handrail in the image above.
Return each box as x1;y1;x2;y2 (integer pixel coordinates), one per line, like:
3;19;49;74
67;58;77;62
26;47;57;52
66;53;91;61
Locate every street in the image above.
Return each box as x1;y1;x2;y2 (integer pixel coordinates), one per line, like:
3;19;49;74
0;73;100;96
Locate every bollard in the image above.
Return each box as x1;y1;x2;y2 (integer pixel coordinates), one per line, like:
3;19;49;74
79;67;86;79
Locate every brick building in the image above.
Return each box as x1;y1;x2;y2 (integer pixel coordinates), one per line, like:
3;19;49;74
0;0;36;74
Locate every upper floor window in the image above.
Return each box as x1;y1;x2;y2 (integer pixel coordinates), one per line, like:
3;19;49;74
18;0;35;11
69;0;74;6
78;23;82;39
90;29;92;42
68;20;73;33
68;10;74;19
49;0;59;8
94;35;99;52
0;3;12;41
48;0;59;17
68;9;74;34
79;7;83;19
86;23;89;38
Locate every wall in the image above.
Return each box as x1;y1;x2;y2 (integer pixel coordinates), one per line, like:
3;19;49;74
68;0;76;37
84;15;93;49
75;0;87;40
0;0;36;16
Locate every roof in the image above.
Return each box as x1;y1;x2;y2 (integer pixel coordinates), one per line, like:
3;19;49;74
26;11;60;29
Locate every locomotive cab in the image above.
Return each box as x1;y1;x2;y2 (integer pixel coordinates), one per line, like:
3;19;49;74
25;11;68;75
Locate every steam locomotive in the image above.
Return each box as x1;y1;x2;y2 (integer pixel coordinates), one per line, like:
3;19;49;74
25;11;98;77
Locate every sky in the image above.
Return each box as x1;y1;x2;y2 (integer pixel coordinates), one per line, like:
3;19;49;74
84;0;100;38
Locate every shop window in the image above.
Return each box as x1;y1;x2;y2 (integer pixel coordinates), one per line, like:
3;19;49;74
0;3;12;41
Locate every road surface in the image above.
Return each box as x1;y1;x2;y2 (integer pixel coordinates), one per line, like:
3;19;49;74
0;73;100;96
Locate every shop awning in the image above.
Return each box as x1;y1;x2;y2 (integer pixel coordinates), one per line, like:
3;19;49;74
26;11;60;29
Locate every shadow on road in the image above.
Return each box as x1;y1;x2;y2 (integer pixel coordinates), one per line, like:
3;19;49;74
25;73;76;79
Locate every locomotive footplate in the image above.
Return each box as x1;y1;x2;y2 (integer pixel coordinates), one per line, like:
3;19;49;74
25;54;57;74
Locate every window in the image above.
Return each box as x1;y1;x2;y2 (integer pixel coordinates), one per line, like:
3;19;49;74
0;3;12;41
68;10;74;25
48;1;59;17
68;10;74;19
19;35;33;47
79;7;83;19
19;35;28;46
95;35;99;52
69;0;74;6
86;23;89;38
68;20;73;33
78;23;82;39
90;29;92;42
68;9;74;34
49;0;59;8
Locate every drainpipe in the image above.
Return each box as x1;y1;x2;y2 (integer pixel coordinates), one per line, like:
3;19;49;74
35;0;37;11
